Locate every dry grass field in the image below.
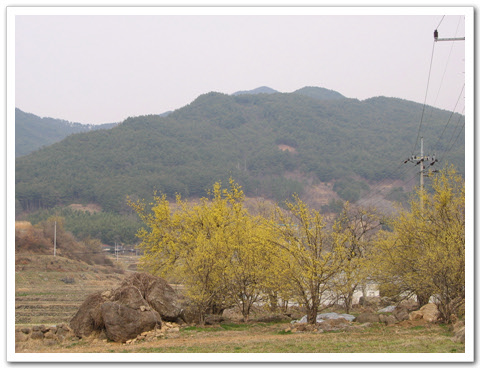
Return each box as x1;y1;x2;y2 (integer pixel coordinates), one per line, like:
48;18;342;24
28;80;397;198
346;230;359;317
14;254;465;355
15;254;126;326
16;320;463;354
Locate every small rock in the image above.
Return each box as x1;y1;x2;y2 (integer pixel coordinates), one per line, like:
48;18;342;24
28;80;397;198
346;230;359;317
30;331;44;340
419;303;440;323
44;331;57;340
21;328;31;334
393;307;410;322
378;305;396;313
355;313;380;323
101;290;112;299
409;310;424;321
378;314;397;326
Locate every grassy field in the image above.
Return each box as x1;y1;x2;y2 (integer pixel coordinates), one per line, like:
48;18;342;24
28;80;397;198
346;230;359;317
14;254;465;355
16;320;463;354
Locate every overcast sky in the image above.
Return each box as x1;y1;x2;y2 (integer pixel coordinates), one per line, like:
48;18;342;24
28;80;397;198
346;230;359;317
13;7;470;125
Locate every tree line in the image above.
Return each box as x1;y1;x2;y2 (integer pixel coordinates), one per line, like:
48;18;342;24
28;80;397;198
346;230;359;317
129;166;465;324
24;207;141;246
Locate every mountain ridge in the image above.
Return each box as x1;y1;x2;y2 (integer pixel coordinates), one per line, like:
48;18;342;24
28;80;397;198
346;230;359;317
15;108;118;157
15;86;465;214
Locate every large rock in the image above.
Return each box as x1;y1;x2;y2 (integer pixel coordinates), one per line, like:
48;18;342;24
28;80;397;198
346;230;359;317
101;302;161;342
70;272;183;340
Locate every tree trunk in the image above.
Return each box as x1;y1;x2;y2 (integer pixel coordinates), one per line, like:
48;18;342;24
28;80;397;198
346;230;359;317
344;292;354;314
306;304;318;324
268;292;278;312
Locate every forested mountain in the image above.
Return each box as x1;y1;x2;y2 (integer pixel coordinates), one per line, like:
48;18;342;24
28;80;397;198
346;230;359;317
15;87;465;214
15;108;117;157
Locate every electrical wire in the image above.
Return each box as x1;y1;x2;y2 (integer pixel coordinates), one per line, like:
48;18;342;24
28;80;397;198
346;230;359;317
431;84;465;155
436;15;445;30
412;41;436;157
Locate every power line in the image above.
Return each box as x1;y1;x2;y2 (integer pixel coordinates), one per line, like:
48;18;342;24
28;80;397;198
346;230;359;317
436;15;445;30
412;41;436;157
431;84;465;156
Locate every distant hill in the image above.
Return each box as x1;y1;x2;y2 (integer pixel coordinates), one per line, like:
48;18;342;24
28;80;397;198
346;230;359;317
293;86;345;100
15;108;117;157
15;87;465;214
232;86;278;95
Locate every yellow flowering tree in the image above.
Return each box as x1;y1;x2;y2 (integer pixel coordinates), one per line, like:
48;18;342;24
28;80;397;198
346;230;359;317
271;195;341;324
331;203;382;313
129;179;276;323
372;166;465;322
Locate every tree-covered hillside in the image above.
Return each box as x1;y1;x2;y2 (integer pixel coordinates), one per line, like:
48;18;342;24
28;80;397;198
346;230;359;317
15;108;117;157
15;87;464;214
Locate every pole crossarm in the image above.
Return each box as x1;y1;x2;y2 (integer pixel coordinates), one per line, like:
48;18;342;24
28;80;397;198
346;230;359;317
434;29;465;42
435;37;465;42
404;137;438;185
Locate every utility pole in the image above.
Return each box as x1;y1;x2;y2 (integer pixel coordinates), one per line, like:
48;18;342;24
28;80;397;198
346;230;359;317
404;137;438;211
53;221;57;257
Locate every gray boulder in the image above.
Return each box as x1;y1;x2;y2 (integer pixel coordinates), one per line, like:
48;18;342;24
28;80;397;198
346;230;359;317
393;306;410;322
70;272;183;340
318;312;356;322
355;313;381;323
378;305;396;313
292;312;355;324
